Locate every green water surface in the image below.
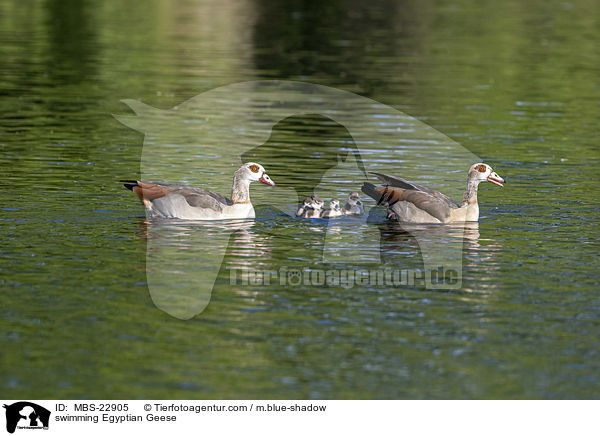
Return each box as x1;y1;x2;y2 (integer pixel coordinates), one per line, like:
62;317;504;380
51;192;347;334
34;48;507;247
1;0;599;399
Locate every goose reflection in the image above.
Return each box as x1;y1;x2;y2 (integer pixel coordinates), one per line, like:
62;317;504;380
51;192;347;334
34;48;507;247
141;217;274;263
131;216;273;319
134;215;256;237
375;219;486;283
375;219;503;294
462;221;504;281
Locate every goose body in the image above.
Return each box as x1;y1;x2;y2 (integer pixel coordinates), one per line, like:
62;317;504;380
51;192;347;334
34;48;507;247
296;195;324;218
123;162;275;220
321;199;344;218
362;163;504;223
343;192;364;216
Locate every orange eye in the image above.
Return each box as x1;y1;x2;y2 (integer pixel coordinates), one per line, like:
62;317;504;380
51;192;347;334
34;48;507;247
478;164;487;173
249;164;260;173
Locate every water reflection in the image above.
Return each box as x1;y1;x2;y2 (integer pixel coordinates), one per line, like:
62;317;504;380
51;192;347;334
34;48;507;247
377;220;490;289
461;222;504;295
138;217;273;319
45;0;97;83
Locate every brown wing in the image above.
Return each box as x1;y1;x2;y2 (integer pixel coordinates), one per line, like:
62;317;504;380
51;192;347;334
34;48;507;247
361;183;452;222
370;172;458;209
121;180;170;201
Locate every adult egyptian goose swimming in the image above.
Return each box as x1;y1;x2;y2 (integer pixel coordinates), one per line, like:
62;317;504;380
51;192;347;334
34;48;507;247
343;192;364;216
321;199;344;218
122;162;275;220
361;163;504;223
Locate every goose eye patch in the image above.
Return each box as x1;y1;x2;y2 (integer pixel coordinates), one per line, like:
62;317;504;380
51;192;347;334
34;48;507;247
478;164;487;172
249;164;260;173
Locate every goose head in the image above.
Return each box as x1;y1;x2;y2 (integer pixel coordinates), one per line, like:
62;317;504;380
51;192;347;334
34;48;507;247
468;163;504;187
301;197;314;208
238;162;276;186
310;194;324;210
347;191;362;206
329;199;341;211
296;196;314;216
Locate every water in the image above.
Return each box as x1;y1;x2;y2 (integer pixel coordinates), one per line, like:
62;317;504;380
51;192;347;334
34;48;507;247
1;0;599;399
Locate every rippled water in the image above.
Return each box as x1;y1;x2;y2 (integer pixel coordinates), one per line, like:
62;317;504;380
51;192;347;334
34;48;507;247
1;0;599;399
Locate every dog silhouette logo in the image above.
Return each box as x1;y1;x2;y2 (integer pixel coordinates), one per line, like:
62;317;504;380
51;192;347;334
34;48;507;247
3;402;50;434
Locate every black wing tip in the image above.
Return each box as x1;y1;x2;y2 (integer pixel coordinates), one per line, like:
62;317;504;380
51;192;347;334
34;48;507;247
120;180;139;191
362;182;398;207
361;182;380;200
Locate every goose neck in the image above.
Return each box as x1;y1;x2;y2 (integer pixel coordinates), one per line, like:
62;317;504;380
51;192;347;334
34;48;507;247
231;173;251;204
462;179;479;207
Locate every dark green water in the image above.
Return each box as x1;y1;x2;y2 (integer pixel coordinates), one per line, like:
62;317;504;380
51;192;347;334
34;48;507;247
1;0;599;399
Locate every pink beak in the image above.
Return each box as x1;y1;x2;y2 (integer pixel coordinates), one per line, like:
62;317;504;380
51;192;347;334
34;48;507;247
487;173;505;187
259;174;275;186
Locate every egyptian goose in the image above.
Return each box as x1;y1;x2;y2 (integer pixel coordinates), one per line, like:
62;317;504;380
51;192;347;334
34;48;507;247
361;163;504;223
296;195;324;218
321;199;344;218
343;192;364;216
122;162;275;219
